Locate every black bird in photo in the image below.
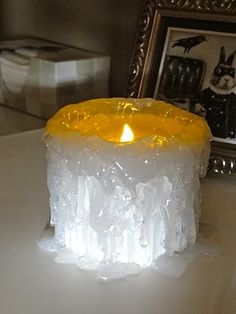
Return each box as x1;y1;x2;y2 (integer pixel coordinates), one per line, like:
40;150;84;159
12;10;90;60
172;35;207;53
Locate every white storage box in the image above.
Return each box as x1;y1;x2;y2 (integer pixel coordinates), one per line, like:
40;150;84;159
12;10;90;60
0;39;110;119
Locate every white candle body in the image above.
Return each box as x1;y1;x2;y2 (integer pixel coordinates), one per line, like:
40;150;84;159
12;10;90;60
44;135;209;275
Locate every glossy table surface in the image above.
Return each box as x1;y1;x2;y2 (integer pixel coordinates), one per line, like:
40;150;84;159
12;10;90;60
0;130;236;314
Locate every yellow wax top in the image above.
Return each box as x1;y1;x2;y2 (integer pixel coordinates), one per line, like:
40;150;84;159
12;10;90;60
45;98;211;146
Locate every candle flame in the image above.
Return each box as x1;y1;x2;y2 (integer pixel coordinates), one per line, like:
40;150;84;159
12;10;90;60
120;124;134;142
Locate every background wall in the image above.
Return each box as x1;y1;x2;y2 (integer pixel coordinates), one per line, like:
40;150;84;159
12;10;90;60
1;0;142;96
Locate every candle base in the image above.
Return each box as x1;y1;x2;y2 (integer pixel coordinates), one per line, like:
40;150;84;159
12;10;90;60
40;137;209;279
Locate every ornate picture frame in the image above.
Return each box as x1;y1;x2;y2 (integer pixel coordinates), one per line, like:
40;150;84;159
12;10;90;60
127;0;236;176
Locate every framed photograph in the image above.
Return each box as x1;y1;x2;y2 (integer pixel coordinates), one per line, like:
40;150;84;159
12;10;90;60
127;0;236;176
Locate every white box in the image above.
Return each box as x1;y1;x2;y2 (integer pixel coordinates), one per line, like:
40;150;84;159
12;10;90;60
0;39;110;119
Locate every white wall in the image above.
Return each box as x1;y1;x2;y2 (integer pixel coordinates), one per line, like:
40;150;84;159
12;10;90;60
1;0;142;96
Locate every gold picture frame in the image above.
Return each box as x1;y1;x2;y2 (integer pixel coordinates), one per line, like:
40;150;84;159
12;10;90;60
127;0;236;176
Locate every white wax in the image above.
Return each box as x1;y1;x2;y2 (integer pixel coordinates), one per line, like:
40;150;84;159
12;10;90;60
40;133;210;280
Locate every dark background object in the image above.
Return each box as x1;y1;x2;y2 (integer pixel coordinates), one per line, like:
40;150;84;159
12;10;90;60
158;55;205;99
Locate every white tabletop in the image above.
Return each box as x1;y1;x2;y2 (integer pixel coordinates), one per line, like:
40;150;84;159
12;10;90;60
0;105;45;136
0;130;236;314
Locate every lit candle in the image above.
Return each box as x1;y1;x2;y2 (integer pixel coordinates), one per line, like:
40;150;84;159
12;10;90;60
120;124;134;142
42;98;211;279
